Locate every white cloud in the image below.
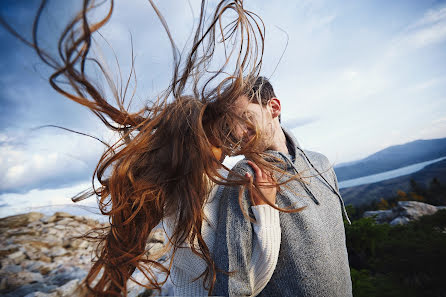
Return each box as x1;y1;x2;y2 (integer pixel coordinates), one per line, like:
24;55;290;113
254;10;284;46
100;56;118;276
0;128;110;193
408;76;446;92
405;21;446;48
408;6;446;30
0;180;103;220
388;5;446;53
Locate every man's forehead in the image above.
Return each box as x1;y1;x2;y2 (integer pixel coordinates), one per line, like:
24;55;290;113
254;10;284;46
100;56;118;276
233;95;260;112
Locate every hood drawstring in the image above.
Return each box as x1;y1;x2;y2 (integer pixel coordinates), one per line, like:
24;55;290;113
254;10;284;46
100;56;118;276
278;150;352;225
278;152;320;205
299;147;352;225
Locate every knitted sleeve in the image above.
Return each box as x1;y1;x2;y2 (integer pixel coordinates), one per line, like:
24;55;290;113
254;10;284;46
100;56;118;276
167;204;281;297
212;161;280;296
250;204;281;296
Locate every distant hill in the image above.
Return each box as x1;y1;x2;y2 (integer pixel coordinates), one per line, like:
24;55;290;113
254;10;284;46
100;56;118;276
340;159;446;207
334;137;446;181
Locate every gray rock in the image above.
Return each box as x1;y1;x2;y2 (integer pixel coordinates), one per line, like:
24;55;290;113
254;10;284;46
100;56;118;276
150;229;166;243
25;292;58;297
390;216;411;226
363;209;397;223
362;201;444;225
55;279;80;296
396;201;438;220
51;247;69;257
2;264;22;273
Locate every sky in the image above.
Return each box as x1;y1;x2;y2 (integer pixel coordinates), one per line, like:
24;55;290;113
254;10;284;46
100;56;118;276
1;0;445;216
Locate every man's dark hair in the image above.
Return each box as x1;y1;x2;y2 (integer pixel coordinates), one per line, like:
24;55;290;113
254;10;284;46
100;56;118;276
246;76;280;122
249;76;276;104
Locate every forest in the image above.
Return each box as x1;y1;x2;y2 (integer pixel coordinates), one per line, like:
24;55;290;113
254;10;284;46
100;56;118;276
345;177;446;297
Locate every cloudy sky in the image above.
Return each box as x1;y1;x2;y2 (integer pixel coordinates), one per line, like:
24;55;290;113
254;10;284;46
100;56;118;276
1;0;445;216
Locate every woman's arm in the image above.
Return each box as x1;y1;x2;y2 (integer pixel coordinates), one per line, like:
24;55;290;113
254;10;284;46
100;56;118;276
247;161;281;296
250;204;281;296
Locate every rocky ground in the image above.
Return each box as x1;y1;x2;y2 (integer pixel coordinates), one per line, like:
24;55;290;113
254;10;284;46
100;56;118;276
0;212;172;297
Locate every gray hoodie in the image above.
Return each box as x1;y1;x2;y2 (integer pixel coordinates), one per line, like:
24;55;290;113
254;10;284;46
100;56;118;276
211;128;352;296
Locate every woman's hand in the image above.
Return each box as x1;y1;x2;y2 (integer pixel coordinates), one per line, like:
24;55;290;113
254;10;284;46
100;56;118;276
245;160;277;205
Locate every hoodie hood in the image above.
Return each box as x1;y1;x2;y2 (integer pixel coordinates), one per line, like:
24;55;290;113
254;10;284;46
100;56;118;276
264;126;352;225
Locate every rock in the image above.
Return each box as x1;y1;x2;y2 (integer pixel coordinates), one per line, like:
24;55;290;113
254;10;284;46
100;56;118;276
54;212;73;218
362;201;443;225
0;211;170;296
150;229;166;243
0;278;7;290
390;216;411;226
51;247;69;257
8;250;26;264
39;254;52;263
24;292;58;297
17;270;45;284
55;279;80;296
396;201;438;220
3;264;22;273
47;212;74;224
363;209;397;223
147;242;164;255
0;245;19;257
0;212;44;228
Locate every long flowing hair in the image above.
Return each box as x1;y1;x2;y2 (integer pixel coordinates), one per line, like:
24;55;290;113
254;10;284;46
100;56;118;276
0;0;329;295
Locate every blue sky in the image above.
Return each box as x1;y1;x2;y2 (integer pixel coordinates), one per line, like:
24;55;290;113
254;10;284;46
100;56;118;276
0;0;445;215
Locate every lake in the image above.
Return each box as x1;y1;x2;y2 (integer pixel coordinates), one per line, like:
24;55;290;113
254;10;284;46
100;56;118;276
338;156;446;189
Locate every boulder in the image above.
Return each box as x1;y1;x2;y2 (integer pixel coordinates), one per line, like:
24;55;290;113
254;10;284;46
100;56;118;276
362;201;443;225
396;201;438;220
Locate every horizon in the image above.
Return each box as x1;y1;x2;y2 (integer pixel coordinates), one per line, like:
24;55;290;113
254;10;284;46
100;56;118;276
1;0;446;203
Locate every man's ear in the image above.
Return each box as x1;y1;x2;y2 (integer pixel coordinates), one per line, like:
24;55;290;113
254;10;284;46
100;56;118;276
269;97;281;119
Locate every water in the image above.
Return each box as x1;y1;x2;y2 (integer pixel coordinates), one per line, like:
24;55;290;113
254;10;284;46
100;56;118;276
338;156;446;189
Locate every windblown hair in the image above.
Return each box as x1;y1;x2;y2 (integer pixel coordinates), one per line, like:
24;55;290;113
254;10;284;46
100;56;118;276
0;0;328;295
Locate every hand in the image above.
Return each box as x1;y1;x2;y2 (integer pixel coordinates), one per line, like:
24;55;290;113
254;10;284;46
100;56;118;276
245;160;277;206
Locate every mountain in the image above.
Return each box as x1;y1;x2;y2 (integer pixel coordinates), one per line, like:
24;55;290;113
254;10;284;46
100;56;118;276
334;137;446;181
339;158;446;207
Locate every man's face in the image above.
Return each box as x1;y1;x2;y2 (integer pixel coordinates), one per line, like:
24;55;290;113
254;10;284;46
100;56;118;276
232;95;274;150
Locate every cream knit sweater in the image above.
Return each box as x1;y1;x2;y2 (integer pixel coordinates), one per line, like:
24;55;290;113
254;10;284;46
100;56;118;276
163;183;281;296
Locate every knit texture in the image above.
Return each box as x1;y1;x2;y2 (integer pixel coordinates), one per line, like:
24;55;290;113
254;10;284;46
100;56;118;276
164;184;282;296
211;127;353;296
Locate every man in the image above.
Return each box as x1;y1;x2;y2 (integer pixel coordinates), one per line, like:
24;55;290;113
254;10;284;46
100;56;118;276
212;77;353;296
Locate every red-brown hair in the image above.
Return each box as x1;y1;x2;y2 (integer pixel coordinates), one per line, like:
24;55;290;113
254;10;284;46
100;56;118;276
1;0;316;295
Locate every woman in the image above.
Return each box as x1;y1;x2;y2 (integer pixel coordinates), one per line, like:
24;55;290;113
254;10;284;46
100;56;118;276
1;0;306;295
162;101;282;296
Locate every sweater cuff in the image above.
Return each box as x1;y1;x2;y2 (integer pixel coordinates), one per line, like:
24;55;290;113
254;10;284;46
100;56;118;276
251;204;280;227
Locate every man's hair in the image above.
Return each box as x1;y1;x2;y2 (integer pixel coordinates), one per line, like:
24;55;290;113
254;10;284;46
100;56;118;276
246;76;280;122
